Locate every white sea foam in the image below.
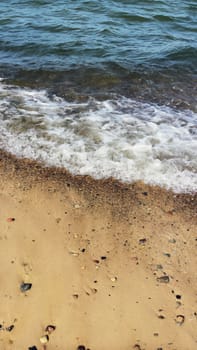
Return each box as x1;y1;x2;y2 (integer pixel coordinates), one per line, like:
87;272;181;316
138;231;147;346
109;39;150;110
0;81;197;192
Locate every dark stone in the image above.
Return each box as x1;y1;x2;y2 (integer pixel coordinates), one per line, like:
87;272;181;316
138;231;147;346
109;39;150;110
163;253;171;257
81;248;86;253
20;282;32;292
156;264;163;270
73;294;79;299
45;325;56;333
133;345;141;350
139;238;147;244
93;259;99;264
28;347;38;350
158;315;165;319
157;276;170;283
6;325;14;332
142;192;148;196
77;346;86;350
176;294;181;299
101;256;107;260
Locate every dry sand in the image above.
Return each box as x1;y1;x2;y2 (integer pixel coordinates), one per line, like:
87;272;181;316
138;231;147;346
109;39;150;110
0;151;196;350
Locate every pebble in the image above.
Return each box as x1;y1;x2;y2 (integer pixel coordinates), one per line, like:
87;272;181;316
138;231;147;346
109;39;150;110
40;335;49;344
176;294;181;300
91;288;98;294
169;238;176;243
156;275;170;283
142;191;148;196
163;253;171;257
110;277;117;282
156;264;163;270
20;282;32;292
93;259;100;264
133;345;141;350
69;251;79;256
45;325;56;333
175;314;185;325
139;238;147;244
7;217;15;222
73;294;79;299
6;325;14;332
77;346;86;350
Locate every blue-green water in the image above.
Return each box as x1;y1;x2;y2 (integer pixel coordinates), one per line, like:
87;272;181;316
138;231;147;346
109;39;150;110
0;0;196;70
0;0;197;192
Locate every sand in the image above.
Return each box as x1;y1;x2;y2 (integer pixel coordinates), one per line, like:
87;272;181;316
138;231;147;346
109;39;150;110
0;151;196;350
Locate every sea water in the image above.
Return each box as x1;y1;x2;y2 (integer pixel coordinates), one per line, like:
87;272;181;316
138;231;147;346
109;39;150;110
0;0;196;192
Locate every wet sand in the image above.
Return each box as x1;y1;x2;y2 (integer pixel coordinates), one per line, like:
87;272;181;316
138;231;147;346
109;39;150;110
0;151;196;350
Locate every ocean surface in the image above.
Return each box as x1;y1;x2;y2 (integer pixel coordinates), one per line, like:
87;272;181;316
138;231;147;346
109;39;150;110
0;0;196;192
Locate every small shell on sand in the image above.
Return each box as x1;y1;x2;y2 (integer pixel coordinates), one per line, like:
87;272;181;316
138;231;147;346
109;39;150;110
175;314;185;325
45;325;56;334
69;250;79;256
110;277;117;282
40;335;49;344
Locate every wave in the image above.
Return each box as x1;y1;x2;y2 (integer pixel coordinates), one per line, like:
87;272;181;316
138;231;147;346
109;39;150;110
166;46;197;61
0;80;196;193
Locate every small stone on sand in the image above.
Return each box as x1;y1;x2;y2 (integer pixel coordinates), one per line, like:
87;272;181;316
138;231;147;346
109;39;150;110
139;238;147;244
20;282;32;292
7;217;15;222
6;325;14;332
157;276;170;283
110;277;117;282
73;294;79;299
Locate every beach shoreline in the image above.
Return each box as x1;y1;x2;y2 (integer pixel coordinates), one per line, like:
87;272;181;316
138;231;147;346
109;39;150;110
0;150;196;350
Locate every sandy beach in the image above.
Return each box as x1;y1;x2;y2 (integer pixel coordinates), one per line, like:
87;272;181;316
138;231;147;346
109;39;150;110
0;151;196;350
